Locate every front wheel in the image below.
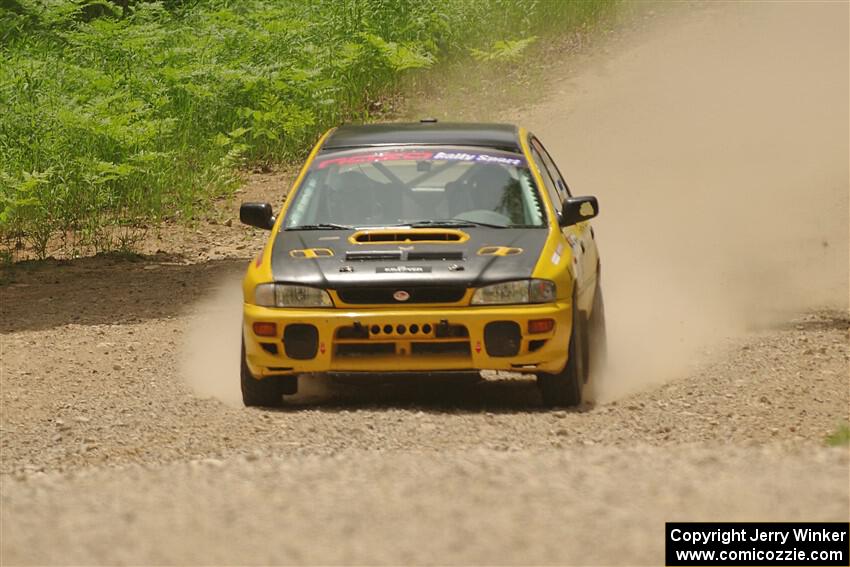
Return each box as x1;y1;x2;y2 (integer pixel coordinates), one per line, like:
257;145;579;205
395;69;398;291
241;339;297;407
537;299;587;407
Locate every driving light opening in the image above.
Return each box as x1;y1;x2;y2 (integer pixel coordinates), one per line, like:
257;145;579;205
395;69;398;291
528;318;555;334
253;322;277;337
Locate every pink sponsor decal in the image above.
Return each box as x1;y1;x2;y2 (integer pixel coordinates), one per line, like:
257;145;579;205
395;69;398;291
316;150;435;169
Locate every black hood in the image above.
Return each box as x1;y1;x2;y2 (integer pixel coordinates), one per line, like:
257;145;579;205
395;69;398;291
269;227;547;289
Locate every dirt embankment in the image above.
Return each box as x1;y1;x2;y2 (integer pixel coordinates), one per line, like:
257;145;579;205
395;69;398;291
1;2;848;565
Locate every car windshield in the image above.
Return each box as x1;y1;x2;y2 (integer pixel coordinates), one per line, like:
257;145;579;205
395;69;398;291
283;146;547;229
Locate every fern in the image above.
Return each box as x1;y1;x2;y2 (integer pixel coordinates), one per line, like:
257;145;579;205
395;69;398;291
470;37;538;63
0;0;619;258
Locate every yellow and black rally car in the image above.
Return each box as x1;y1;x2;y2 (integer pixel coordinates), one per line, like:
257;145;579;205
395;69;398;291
240;120;605;407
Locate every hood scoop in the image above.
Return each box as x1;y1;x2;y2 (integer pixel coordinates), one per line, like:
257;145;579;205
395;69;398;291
351;229;468;243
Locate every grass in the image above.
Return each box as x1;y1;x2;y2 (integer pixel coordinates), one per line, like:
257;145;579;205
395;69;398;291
825;423;850;447
0;0;617;259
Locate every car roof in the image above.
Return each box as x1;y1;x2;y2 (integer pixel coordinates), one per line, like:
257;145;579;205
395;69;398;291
321;122;521;153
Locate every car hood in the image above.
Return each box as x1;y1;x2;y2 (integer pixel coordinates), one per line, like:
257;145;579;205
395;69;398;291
269;227;548;289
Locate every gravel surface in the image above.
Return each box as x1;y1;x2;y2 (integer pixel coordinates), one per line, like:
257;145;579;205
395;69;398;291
3;447;847;566
1;291;848;476
1;2;848;565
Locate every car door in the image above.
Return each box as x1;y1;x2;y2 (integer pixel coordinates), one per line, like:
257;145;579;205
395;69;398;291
529;136;598;307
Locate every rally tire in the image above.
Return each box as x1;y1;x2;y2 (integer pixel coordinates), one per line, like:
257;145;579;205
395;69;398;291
537;299;587;408
240;339;297;407
584;284;608;403
588;284;608;378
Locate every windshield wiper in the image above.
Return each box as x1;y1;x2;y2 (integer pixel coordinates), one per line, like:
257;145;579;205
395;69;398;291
405;219;508;229
284;223;353;231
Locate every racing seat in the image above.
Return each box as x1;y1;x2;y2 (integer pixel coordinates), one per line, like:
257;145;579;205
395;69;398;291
446;180;474;218
448;164;521;222
327;171;377;226
468;164;514;211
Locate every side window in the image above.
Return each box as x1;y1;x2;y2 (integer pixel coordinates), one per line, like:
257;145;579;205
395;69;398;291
529;145;562;214
533;138;571;199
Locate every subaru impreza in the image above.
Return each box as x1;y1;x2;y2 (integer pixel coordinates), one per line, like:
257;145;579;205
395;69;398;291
239;121;605;407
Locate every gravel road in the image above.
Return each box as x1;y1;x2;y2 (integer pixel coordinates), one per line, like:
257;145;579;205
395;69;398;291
1;2;848;565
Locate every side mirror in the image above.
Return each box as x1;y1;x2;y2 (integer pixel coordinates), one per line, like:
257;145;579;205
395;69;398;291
559;196;599;227
239;202;275;230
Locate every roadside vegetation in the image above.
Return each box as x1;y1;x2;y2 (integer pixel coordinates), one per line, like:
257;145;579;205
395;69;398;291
825;423;850;447
0;0;616;260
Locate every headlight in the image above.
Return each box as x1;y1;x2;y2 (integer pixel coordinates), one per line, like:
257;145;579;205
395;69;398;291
471;279;556;305
254;284;333;307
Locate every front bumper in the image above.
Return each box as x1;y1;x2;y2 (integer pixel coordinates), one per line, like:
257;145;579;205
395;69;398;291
243;302;572;378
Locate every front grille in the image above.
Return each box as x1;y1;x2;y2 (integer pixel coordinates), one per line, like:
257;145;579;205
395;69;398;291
411;342;471;356
334;341;471;358
335;322;468;338
333;320;472;360
336;343;395;357
336;324;369;340
434;321;469;338
336;286;466;304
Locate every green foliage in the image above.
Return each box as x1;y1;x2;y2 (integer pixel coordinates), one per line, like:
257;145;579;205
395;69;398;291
470;37;538;63
826;423;850;447
0;0;617;257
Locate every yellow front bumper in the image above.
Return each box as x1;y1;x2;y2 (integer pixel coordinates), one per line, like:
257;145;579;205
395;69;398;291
243;302;572;377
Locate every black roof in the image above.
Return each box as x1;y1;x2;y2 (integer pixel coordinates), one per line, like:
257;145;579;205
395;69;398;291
321;122;521;153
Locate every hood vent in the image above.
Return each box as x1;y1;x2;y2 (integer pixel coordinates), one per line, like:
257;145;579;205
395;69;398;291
407;251;464;261
345;250;403;261
344;250;464;262
351;229;468;243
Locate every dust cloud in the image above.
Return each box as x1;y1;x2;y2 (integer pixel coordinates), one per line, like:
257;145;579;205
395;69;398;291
180;275;244;406
525;2;849;399
182;2;848;405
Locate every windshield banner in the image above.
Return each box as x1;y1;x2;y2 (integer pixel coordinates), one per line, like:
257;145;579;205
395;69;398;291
316;150;525;169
